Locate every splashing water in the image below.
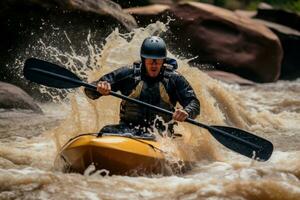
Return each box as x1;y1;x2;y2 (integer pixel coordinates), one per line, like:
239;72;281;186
0;21;300;199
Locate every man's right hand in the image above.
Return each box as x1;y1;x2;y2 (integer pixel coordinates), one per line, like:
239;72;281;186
97;81;111;95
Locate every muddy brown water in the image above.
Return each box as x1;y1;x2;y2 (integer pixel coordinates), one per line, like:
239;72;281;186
0;22;299;200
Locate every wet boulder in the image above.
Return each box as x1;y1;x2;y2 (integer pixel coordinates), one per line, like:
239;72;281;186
256;4;300;31
236;7;300;80
2;0;137;30
168;2;283;83
0;0;137;99
63;0;137;30
0;82;42;113
112;0;172;8
252;5;300;80
124;4;170;25
252;19;300;80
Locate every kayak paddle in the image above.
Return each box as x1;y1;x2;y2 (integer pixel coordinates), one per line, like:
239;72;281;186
23;58;273;161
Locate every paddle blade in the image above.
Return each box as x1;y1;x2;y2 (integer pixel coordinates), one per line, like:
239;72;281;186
210;126;273;161
24;58;82;89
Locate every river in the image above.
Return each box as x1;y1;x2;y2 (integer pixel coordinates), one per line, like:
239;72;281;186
0;22;299;200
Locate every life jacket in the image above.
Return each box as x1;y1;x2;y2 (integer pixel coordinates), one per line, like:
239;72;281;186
120;58;178;126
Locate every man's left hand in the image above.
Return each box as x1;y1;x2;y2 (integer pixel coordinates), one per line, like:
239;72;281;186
173;109;189;122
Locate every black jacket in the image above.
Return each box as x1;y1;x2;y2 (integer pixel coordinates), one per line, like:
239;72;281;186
85;64;200;124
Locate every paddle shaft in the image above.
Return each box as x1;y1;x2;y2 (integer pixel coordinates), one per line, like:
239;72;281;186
31;67;262;151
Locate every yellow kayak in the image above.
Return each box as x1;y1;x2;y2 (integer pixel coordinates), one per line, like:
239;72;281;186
59;133;190;175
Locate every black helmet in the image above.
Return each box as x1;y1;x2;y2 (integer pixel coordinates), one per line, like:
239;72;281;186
140;36;167;59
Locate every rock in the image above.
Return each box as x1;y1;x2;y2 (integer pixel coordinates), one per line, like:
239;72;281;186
258;2;273;10
168;2;283;83
256;5;300;31
65;0;137;30
125;4;170;15
236;8;300;80
0;0;137;99
2;0;137;30
205;70;255;85
124;4;170;25
0;82;42;113
253;19;300;79
150;0;172;4
253;4;300;80
234;10;257;18
111;0;172;8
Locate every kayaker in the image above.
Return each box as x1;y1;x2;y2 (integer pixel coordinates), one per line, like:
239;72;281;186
84;36;200;136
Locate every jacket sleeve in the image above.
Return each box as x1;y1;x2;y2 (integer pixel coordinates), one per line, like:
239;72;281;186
173;73;200;119
84;67;133;100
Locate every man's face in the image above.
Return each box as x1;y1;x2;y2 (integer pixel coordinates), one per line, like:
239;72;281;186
145;58;164;78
